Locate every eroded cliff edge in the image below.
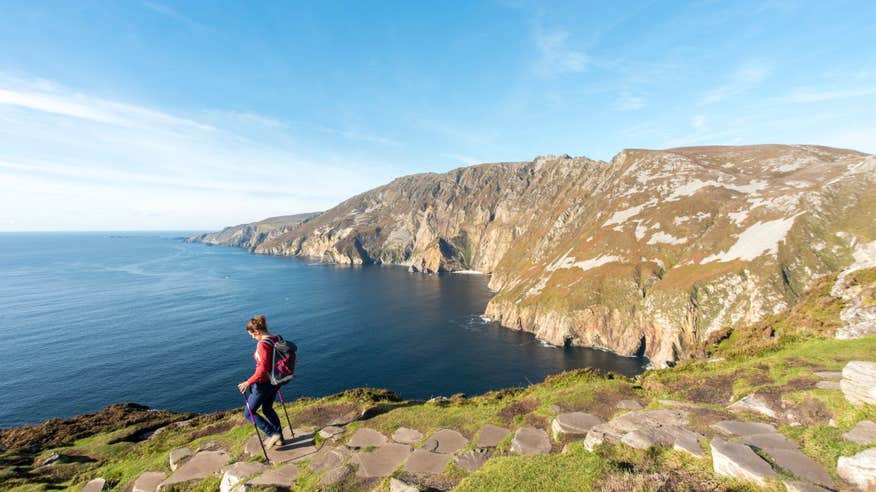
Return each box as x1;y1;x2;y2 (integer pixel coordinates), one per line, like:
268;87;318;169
189;145;876;367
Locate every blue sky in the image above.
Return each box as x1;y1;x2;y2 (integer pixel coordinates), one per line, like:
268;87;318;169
1;1;874;231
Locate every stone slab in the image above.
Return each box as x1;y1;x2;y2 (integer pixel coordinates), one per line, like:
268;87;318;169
837;447;876;492
712;420;777;437
321;464;352;486
616;400;643;410
404;449;452;474
841;361;876;406
813;371;842;380
815;380;841;390
220;462;267;492
784;481;830;492
353;443;412;478
710;438;778;487
309;446;351;473
81;478;105;492
453;449;491;472
423;429;468;454
245;428;318;463
132;471;166;492
390;477;419;492
610;409;689;433
729;394;778;419
743;432;799;451
169;447;192;471
160;450;230;489
511;427;551;455
392;427;423;444
476;424;511;448
249;463;299;487
348;427;388;448
552;412;603;438
766;449;833;488
843;420;876;445
318;426;345;439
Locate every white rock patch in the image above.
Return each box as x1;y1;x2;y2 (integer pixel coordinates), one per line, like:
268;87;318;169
701;215;799;263
604;199;657;226
647;232;688;245
571;255;624;272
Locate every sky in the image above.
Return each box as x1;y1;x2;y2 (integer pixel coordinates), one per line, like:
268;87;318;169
0;1;874;231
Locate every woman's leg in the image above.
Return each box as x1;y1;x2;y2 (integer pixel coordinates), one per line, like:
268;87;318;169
245;383;278;436
258;385;282;435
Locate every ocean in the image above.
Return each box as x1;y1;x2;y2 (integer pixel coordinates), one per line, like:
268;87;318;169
0;232;646;428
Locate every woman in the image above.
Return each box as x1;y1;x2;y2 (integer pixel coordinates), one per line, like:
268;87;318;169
237;315;283;448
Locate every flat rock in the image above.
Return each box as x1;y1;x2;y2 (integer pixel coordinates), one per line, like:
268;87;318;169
729;394;779;419
390;477;419;492
551;412;602;438
610;409;689;433
309;446;351;473
815;380;841;390
348;427;388;448
220;462;267;492
583;423;625;451
249;463;299;487
710;438;778;486
838;447;876;491
321;464;352;486
784;481;831;492
404;449;452;474
392;427;423;444
616;400;643;410
843;420;876;445
712;420;777;437
159;450;230;489
813;371;842;380
81;478;105;492
318;426;345;440
453;449;491;472
620;425;704;458
132;471;166;492
743;432;798;451
169;447;192;471
511;427;551;455
841;361;876;406
352;443;411;478
244;428;318;463
423;429;468;454
196;441;225;452
476;424;511;448
766;449;833;488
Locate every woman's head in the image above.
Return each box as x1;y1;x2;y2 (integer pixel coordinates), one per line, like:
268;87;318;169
246;315;268;335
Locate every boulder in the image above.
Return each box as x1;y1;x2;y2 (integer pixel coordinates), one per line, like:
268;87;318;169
551;412;602;438
476;424;511;448
729;394;779;419
616;400;643;410
132;471;166;492
159;450;230;490
169;447;192;471
843;420;876;445
81;478;105;492
422;429;468;454
318;426;344;440
841;361;876;406
838;447;876;491
453;449;491;472
220;462;267;492
710;438;778;486
352;443;412;478
348;428;388;448
321;464;352;486
404;449;452;474
392;427;424;444
249;463;299;487
711;420;777;436
390;477;420;492
511;427;551;455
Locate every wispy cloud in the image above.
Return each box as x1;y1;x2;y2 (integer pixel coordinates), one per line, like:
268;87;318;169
777;86;876;103
534;26;589;76
699;60;772;105
143;1;205;30
612;92;646;111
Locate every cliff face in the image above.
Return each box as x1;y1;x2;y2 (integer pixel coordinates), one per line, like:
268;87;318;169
190;145;876;367
186;213;320;250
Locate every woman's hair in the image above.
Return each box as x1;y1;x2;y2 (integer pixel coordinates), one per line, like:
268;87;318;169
246;315;268;334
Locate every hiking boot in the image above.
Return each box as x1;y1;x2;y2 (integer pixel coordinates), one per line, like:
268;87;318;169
264;433;282;449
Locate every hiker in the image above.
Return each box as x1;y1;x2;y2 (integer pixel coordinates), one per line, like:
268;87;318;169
237;315;284;448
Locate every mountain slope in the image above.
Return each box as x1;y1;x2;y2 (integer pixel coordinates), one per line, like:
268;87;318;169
191;145;876;367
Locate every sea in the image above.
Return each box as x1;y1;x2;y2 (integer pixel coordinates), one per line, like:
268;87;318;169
0;232;647;428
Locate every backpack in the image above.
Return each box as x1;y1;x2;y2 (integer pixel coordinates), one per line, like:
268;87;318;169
261;336;297;386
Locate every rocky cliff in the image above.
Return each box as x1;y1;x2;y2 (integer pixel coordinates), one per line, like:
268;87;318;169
186;213;320;250
189;145;876;367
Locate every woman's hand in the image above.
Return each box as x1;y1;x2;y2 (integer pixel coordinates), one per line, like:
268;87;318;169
237;381;250;394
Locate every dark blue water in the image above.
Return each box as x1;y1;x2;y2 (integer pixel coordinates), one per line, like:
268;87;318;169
0;232;646;428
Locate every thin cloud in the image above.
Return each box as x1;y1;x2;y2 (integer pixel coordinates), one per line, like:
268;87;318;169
143;1;205;30
778;86;876;103
534;26;589;76
700;60;771;105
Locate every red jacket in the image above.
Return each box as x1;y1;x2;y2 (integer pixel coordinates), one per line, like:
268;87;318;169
246;336;279;385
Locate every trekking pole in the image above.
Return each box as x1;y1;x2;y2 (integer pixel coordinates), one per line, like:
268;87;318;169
277;389;295;440
243;390;271;464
